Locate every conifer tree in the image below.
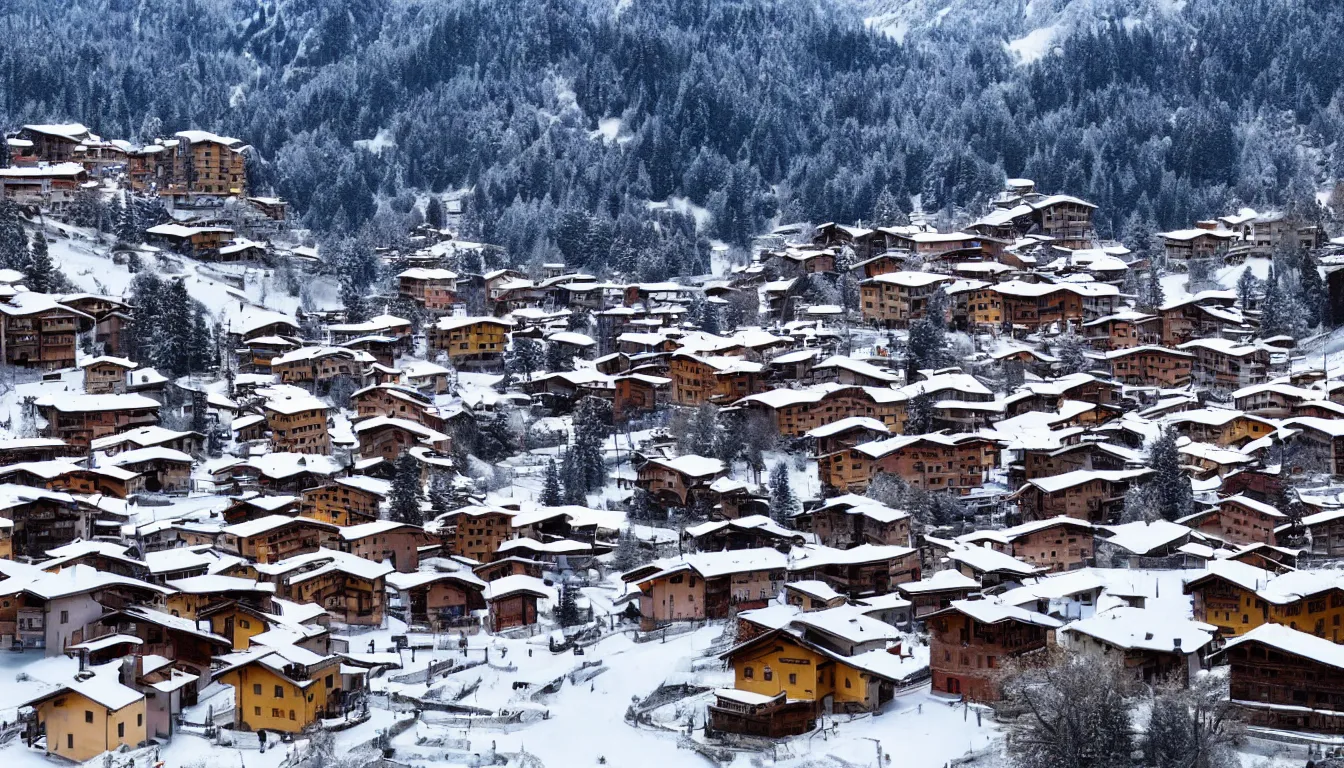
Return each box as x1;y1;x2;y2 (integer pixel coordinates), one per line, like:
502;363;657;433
389;451;423;524
27;231;54;293
905;389;934;435
611;526;646;572
1150;427;1193;521
1300;249;1327;328
768;460;797;524
541;457;563;506
1235;268;1259;311
1055;331;1092;375
558;582;582;627
425;196;445;229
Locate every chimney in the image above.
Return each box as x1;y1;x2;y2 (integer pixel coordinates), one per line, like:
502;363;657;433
1173;638;1183;651
887;640;903;657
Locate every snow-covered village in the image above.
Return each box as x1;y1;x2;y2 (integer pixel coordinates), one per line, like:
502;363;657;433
4;3;1344;768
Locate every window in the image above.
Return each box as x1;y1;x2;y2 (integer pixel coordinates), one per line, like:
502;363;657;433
845;677;851;689
275;685;284;698
289;710;296;720
68;735;74;749
240;619;251;629
117;723;125;739
255;707;262;716
60;610;69;624
744;666;754;679
763;667;773;682
325;674;334;688
253;684;262;695
137;714;143;726
788;673;797;685
85;711;94;723
273;708;282;718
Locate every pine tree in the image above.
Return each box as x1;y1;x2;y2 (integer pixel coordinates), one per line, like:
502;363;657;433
115;194;141;246
507;337;544;381
0;200;29;272
541;457;563;506
388;451;423;524
27;231;54;293
558;582;582;627
428;475;453;519
1150;427;1193;522
190;390;208;435
340;278;368;324
768;460;797;524
611;526;646;572
906;318;948;375
905;389;934;435
571;395;612;493
1300;249;1327;328
1055;331;1092;375
1235;268;1259;310
560;448;586;505
425;196;445;229
1139;269;1166;312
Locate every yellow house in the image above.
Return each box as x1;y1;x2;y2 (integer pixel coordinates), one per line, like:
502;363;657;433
0;517;12;559
24;671;147;762
200;601;275;651
427;316;512;367
1186;562;1344;641
719;627;921;714
213;644;351;733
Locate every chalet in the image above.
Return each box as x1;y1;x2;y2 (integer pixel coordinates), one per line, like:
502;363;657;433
80;356;137;394
91;425;204;458
1164;408;1275;448
1156;292;1242;346
1;291;92;370
213;645;353;733
484;574;554;633
337;519;432;572
1233;382;1322;418
859;272;949;328
270;346;367;387
943;544;1042;588
351;383;438;425
1082;310;1161;351
897;570;981;620
300;477;390;527
783;581;848;612
810;495;911;549
1224;624;1344;732
636;454;728;508
326;314;413;346
715;611;926;730
0;484;92;558
626;549;787;629
1105;345;1193;388
1177;495;1283;546
789;543;922;598
21;671;148;762
667;353;764;406
928;598;1061;701
57;294;128;356
145;224;234;258
1292;507;1344;557
353;416;450;462
812;223;877;260
432;504;516;563
0;161;88;209
0;565;171;654
101;447;193;494
683;515;806;552
136;130;249;198
263;395;331;455
819;433;999;494
1058;606;1214;684
1096;520;1199;564
1282;417;1344;476
1015;468;1152;523
254;549;393;626
397;267;459;312
427;316;512;369
970;280;1118;331
217;515;340;564
970;516;1096;573
1177;339;1271;390
34;393;160;448
806;417;891;457
1158;228;1237;263
386;570;487;631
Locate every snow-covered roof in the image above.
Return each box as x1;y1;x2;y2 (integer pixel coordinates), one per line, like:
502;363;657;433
943;597;1062;628
1027;468;1151;494
1222;623;1344;670
805;416;890;439
1098;520;1193;555
33;393;160;413
946;544;1040;576
644;454;725;478
1062;606;1214;652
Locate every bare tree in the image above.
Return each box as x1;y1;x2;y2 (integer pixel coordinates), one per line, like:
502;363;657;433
1002;649;1137;768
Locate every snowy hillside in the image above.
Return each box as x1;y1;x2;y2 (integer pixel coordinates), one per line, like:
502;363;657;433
854;0;1189;57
